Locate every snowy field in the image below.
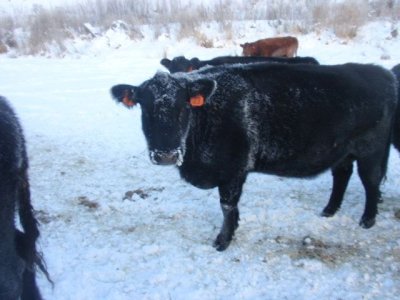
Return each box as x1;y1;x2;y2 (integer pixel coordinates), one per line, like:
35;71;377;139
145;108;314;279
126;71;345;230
1;20;400;300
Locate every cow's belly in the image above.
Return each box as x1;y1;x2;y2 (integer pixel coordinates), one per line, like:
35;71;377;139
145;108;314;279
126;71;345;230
254;145;352;178
255;160;335;178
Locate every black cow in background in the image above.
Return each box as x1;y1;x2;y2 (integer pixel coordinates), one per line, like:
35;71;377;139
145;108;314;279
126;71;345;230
111;62;399;251
392;64;400;102
392;63;400;151
160;55;319;73
0;96;50;299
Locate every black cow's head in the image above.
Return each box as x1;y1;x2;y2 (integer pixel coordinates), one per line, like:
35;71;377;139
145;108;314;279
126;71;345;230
160;56;201;73
111;72;216;166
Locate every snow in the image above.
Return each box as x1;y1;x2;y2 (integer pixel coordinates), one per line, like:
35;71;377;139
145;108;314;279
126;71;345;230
0;18;400;300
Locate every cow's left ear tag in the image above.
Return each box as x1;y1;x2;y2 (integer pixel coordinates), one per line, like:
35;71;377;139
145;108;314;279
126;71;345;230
190;94;205;107
122;89;136;107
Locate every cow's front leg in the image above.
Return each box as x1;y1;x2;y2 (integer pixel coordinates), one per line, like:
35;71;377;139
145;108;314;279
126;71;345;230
213;175;246;251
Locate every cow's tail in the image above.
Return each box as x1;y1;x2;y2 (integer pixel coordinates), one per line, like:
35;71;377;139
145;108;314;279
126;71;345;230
17;166;53;299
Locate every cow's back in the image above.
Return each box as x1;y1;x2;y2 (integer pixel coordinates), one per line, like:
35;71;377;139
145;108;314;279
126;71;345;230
208;56;317;66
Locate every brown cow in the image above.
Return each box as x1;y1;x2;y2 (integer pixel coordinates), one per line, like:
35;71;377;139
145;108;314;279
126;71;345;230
240;36;298;57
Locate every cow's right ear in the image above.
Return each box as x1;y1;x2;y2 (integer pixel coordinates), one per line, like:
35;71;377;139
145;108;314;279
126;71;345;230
160;58;171;70
110;84;139;108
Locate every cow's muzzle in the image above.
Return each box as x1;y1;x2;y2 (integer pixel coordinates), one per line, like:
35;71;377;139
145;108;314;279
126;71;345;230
149;149;184;166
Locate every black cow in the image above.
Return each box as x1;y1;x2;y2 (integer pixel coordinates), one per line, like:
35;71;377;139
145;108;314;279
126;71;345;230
0;96;50;299
111;62;399;251
160;55;319;73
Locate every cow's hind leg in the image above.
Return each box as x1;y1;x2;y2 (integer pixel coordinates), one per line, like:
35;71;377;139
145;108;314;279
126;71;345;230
213;175;246;251
357;144;390;228
321;157;354;217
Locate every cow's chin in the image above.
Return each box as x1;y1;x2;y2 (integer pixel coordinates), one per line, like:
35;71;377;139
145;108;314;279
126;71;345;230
149;149;184;166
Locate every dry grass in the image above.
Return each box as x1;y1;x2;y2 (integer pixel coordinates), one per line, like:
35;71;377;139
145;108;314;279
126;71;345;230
0;0;398;55
310;0;371;39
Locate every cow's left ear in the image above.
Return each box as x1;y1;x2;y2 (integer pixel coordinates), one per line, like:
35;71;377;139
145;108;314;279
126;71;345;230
187;79;217;108
110;84;139;108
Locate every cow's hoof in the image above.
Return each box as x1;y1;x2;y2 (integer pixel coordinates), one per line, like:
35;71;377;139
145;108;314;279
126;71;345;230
213;234;231;251
321;207;336;217
359;217;375;229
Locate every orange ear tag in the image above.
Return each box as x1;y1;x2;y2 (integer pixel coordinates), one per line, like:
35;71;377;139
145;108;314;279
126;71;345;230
122;96;135;107
190;95;205;107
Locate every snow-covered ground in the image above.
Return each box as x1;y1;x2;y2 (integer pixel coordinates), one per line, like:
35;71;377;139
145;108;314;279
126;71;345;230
0;20;400;300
